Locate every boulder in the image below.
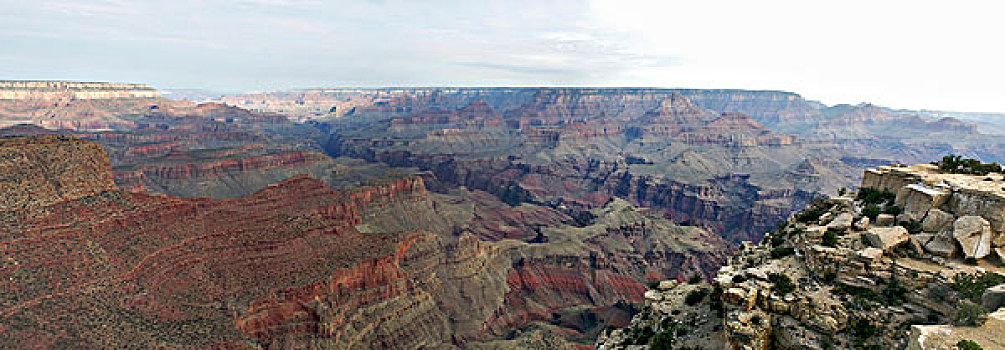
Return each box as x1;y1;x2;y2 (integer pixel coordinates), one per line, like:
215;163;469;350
657;280;678;291
921;209;954;233
895;183;950;218
854;217;870;230
923;233;960;257
865;226;909;252
876;214;896;226
983;284;1005;312
827;212;854;231
818;212;833;225
858;247;884;262
953;216;993;259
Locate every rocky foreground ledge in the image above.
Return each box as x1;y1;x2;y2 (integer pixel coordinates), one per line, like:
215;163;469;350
598;163;1005;350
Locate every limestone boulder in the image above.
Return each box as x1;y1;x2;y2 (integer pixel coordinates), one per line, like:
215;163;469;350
854;217;870;230
826;212;854;231
876;214;895;226
895;183;950;218
921;232;960;257
953;216;993;259
865;226;909;252
921;209;954;233
983;284;1005;312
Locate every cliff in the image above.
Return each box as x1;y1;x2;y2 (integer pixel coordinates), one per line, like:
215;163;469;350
0;81;159;100
597;164;1005;350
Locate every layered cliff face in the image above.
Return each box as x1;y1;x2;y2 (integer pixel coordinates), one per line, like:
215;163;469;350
598;164;1005;350
1;136;732;348
0;96;359;199
0;81;159;101
329;92;842;243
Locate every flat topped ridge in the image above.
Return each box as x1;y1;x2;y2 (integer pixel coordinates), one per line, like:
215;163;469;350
0;81;156;90
0;81;159;100
871;163;1005;197
0;134;89;147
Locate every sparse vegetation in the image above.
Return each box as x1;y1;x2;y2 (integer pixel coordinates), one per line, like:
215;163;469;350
770;247;795;259
862;204;881;221
822;229;838;247
849;317;878;346
857;187;896;206
879;276;907;306
957;340;984;350
952;300;988;327
795;202;829;224
883;205;902;216
951;272;1005;303
685;288;709;306
938;154;1003;176
768;273;796;296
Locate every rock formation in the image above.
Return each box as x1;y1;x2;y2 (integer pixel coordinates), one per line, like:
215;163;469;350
597;163;1005;350
0;81;159;100
0;136;731;348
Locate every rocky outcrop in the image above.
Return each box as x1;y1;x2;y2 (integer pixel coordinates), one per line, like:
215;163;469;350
863;164;1005;262
598;163;1005;350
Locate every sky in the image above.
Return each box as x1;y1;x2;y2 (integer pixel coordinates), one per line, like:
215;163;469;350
1;0;1003;112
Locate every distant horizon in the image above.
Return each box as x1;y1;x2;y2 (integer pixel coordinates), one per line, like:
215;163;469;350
3;0;1003;113
5;78;1005;114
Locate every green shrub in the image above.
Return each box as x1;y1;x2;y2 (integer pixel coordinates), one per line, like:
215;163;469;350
833;283;878;300
685;288;709;306
857;187;896;205
770;234;785;247
883;205;902;216
951;272;1005;303
849;317;877;345
648;280;660;289
822;229;838;247
862;205;881;221
731;274;748;284
879;276;907;305
688;274;703;284
952;300;988;327
770;247;795;259
957;340;984;350
768;273;796;295
938;154;1003;176
795;202;829;224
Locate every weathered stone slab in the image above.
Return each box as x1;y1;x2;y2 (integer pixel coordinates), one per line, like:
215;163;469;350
826;212;854;231
865;226;909;252
922;209;954;233
876;214;896;226
953;216;992;259
983;284;1005;312
896;183;950;218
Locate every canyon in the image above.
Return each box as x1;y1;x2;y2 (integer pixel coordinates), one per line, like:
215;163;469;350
0;135;729;348
2;82;1004;349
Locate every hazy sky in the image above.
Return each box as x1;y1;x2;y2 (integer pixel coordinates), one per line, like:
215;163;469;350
1;0;1003;112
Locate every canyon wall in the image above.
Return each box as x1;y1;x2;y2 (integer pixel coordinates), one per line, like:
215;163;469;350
0;81;159;100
